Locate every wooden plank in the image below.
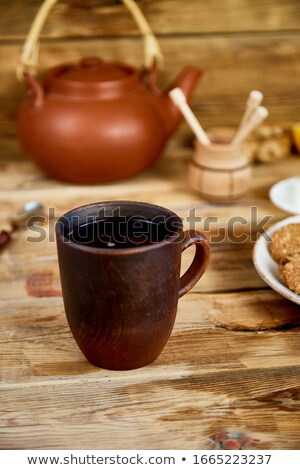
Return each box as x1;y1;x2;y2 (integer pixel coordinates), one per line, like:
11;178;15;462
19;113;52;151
1;0;300;40
1;33;300;137
1;299;300;449
1;366;300;449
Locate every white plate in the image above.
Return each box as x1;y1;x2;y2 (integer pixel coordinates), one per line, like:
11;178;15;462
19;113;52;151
269;177;300;215
253;215;300;305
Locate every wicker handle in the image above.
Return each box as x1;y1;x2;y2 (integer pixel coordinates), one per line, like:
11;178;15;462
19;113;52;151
16;0;164;81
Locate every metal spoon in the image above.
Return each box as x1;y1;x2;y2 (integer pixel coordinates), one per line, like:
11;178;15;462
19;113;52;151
0;201;44;250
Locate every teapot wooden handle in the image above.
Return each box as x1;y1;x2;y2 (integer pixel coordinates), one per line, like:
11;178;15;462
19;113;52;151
16;0;164;81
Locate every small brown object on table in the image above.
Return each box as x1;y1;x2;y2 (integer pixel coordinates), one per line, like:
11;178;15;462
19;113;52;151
0;138;300;450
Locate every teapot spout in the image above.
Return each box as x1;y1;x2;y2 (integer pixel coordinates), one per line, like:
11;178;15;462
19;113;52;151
162;66;203;138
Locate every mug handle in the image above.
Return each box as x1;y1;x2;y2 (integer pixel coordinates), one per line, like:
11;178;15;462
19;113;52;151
179;230;210;298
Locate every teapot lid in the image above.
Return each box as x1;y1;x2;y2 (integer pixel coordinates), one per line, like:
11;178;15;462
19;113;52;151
46;57;140;98
55;57;134;82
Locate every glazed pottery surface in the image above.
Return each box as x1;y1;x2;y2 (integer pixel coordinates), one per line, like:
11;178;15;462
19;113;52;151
56;201;210;370
189;133;252;203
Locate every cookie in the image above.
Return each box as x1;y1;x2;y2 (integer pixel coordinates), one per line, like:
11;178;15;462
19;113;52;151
279;255;300;295
269;224;300;264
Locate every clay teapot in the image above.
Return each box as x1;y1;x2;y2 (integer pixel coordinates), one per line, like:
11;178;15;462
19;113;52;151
16;0;202;183
17;60;202;183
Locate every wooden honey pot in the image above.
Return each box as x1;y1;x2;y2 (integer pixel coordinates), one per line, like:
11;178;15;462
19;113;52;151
188;134;253;204
169;88;268;204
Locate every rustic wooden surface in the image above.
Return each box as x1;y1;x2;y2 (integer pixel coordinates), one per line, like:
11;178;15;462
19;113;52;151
2;0;300;39
1;0;300;451
0;137;300;450
1;0;300;139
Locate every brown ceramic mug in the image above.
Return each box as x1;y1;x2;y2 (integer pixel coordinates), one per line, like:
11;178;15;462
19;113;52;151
56;201;210;370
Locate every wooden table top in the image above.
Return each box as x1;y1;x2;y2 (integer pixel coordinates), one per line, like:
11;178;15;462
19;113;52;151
1;140;300;450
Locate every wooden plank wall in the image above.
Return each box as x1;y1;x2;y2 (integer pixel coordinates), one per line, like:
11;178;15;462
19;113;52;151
1;0;300;146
